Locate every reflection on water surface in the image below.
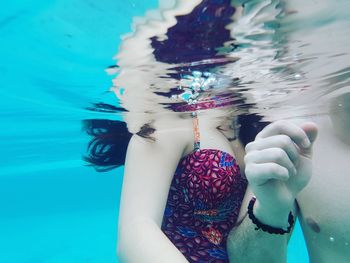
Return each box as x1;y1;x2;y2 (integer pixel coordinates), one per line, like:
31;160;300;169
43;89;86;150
108;1;350;262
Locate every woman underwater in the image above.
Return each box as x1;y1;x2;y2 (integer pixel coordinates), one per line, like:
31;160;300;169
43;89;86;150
84;0;318;262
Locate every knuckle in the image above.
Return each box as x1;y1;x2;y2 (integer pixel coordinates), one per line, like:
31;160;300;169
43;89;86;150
269;163;286;177
245;142;254;152
274;148;287;162
244;165;257;182
273;120;287;130
280;135;292;147
244;153;253;164
243;154;250;164
244;150;259;164
277;120;288;127
244;165;253;177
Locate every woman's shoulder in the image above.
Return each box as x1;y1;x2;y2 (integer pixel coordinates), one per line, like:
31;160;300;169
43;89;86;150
129;126;193;152
125;128;192;167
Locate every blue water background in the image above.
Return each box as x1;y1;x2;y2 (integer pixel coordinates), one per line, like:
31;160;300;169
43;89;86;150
0;1;307;262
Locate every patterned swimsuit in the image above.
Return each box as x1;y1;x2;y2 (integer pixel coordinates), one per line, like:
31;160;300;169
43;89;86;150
161;112;248;262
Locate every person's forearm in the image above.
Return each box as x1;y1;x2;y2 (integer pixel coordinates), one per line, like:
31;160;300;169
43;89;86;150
118;218;189;263
227;202;296;263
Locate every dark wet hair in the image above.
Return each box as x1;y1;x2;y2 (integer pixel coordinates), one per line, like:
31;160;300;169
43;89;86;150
237;114;269;146
82;105;268;172
82;119;131;172
82;118;156;172
82;102;156;171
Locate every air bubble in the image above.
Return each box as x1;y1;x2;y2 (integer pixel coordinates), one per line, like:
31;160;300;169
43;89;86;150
294;73;302;80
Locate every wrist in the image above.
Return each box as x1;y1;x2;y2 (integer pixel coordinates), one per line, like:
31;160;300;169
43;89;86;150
252;198;295;230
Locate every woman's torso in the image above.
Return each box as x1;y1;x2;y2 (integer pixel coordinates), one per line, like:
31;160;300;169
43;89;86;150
159;114;248;263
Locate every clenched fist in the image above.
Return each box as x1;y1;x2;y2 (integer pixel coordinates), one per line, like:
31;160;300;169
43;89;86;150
244;120;318;228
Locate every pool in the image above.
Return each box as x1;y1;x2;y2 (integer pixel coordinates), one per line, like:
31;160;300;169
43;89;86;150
0;1;156;262
1;0;348;262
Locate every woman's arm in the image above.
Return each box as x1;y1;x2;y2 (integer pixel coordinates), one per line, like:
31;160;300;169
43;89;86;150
227;121;318;263
117;133;189;263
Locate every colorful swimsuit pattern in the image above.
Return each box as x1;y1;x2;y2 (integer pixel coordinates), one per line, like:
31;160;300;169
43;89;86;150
161;113;248;262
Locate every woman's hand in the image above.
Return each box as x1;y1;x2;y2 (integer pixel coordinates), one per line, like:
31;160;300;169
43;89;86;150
244;120;318;228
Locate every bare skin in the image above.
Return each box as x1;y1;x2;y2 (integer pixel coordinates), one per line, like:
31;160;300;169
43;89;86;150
297;93;350;263
227;120;317;263
115;0;350;261
117;110;247;263
227;92;350;263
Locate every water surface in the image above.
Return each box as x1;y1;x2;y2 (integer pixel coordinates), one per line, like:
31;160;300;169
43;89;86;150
1;0;349;262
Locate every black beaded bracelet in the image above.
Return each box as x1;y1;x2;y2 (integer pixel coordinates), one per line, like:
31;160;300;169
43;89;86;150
247;197;295;235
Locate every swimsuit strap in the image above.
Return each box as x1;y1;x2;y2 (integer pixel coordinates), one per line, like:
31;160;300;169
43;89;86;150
191;111;201;151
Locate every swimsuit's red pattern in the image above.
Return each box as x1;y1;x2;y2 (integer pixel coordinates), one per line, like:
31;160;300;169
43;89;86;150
161;149;248;262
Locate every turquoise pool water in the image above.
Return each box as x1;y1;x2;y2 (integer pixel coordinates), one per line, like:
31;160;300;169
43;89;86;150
1;1;157;262
0;0;329;262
